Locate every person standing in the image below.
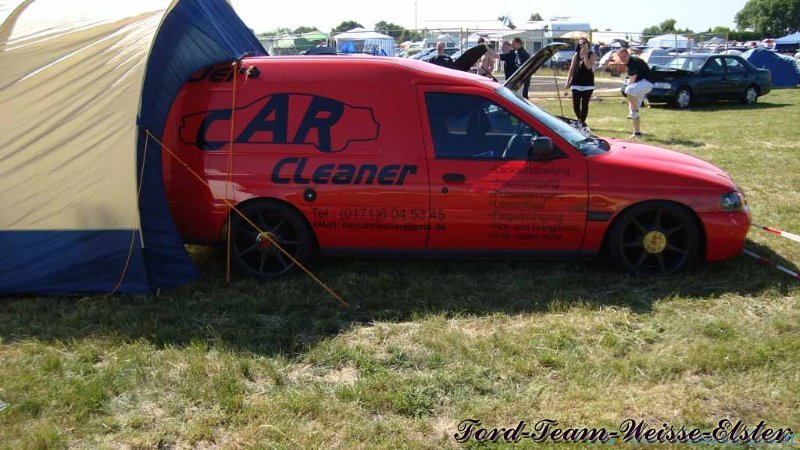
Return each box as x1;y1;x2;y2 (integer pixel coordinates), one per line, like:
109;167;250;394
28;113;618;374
564;38;596;127
429;42;453;68
498;41;516;81
476;37;498;81
617;48;653;139
512;37;531;98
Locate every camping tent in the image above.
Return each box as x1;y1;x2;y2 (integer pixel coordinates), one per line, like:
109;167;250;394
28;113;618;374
0;0;265;294
334;27;395;56
774;32;800;52
742;48;800;88
647;34;693;49
702;36;727;48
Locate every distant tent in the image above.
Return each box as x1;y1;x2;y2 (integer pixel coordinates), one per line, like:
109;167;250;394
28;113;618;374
0;0;266;294
647;34;693;49
774;32;800;52
466;33;485;47
702;36;727;47
300;30;330;42
334;27;395;56
743;48;800;88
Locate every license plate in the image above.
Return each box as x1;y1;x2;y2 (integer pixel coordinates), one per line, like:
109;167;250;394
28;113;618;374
654;82;671;89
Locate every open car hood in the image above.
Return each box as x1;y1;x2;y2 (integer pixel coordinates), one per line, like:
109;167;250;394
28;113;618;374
451;44;488;72
504;43;569;91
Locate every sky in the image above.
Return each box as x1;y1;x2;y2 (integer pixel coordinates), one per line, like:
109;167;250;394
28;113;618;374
231;0;750;34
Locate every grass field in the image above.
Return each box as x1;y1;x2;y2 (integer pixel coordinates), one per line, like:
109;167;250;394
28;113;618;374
1;89;799;449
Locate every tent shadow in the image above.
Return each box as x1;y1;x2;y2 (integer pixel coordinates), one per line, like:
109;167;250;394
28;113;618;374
0;240;795;357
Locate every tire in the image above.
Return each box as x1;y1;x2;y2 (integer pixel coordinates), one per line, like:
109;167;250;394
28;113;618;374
227;200;314;279
742;85;759;105
607;202;700;276
674;87;693;109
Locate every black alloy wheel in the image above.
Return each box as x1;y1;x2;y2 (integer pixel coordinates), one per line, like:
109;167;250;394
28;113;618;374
228;200;314;278
608;202;699;275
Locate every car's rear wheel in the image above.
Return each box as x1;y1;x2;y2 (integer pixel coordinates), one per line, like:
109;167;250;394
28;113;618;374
742;85;759;105
674;87;693;109
608;202;699;275
228;200;314;278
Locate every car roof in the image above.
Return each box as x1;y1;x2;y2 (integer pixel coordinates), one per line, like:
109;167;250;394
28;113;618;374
241;54;497;86
679;54;718;58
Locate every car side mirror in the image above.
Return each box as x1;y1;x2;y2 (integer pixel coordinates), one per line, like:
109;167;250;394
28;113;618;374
529;136;555;161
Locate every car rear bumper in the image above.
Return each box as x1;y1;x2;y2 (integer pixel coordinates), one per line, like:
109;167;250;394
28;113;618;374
699;209;751;261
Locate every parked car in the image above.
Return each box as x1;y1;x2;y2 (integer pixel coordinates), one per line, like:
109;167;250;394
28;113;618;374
599;49;626;76
419;46;461;62
649;54;772;108
163;44;750;278
545;50;576;70
641;48;673;67
408;47;436;60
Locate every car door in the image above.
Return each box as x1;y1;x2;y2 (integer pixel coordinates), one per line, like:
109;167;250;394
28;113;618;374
695;57;727;101
722;56;749;98
418;86;588;255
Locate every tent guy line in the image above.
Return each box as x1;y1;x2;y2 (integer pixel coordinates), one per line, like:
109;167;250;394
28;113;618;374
144;129;351;308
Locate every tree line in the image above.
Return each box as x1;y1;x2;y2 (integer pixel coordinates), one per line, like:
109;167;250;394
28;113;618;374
259;0;798;41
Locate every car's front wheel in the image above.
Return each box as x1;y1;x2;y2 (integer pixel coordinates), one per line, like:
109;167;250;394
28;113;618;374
608;202;700;275
742;85;759;105
674;87;693;109
228;200;314;278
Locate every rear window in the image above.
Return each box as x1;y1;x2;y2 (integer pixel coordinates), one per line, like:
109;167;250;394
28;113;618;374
725;57;746;73
664;57;707;71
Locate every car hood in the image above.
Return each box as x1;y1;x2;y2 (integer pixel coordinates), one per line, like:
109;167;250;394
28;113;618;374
504;42;569;91
598;139;734;187
451;44;487;71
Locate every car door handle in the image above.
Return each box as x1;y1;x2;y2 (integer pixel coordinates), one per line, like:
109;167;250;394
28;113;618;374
442;173;466;184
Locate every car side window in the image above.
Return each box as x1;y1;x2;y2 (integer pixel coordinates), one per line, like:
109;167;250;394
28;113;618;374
725;57;745;73
425;93;538;160
702;58;725;74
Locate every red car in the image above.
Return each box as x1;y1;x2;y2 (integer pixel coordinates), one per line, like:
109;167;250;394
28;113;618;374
162;45;750;277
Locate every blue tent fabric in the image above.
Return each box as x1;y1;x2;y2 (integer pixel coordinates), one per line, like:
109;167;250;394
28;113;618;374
0;231;149;295
775;32;800;45
136;0;266;291
743;48;800;88
340;41;357;53
774;32;800;52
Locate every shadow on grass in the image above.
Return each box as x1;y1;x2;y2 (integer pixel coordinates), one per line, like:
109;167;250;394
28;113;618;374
649;101;792;112
642;137;706;148
0;240;796;357
585;129;705;148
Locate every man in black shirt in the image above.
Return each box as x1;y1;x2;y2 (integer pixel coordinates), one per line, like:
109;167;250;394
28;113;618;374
498;41;516;80
618;48;654;139
512;37;531;98
429;42;453;68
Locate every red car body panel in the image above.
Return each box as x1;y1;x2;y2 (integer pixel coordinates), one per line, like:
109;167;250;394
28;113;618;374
162;55;749;262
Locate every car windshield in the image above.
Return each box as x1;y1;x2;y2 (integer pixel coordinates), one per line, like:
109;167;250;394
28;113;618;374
662;56;707;71
497;86;607;156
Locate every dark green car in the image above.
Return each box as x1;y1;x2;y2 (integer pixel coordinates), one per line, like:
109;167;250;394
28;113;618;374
649;54;772;108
